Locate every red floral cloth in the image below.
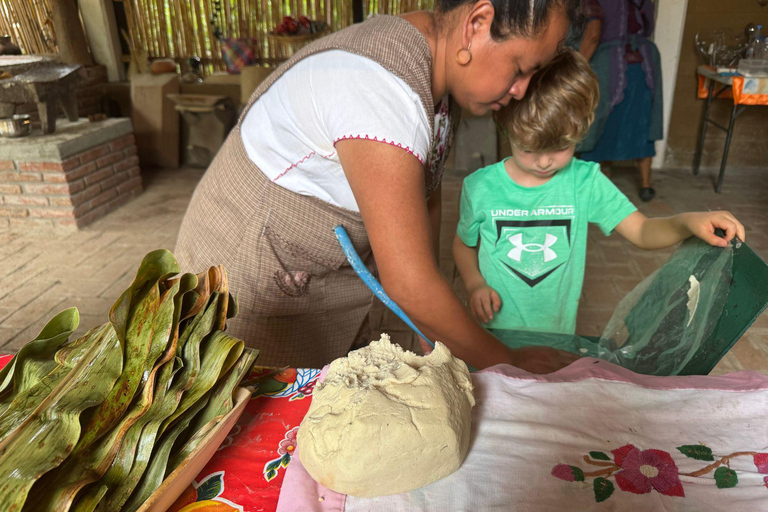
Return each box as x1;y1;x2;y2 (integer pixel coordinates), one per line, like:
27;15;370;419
167;367;321;511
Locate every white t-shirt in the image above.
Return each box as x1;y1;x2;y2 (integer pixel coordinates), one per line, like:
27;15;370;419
241;50;434;212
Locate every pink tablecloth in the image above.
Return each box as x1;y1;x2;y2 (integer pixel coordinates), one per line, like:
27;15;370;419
279;358;768;512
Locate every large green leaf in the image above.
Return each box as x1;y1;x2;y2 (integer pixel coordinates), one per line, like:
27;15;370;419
0;324;105;443
167;330;244;436
122;390;213;512
0;308;80;417
95;358;185;512
0;324;122;512
90;274;199;512
159;296;221;433
31;279;181;512
169;349;257;471
77;254;179;451
109;249;180;345
69;484;108;512
30;349;164;511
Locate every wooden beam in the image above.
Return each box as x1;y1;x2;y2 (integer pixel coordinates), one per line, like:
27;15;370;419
50;0;93;65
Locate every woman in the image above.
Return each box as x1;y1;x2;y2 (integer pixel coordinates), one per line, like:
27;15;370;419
577;0;662;202
175;0;581;371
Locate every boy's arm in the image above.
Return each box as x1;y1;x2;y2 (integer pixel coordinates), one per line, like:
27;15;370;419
615;211;746;250
453;234;501;323
453;234;486;293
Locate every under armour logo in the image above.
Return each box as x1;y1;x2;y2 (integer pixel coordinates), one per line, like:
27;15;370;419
508;233;558;263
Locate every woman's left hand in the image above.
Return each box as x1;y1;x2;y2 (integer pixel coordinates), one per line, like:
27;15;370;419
681;211;746;247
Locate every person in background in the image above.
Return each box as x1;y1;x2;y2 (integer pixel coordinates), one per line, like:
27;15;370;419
453;50;744;336
576;0;662;202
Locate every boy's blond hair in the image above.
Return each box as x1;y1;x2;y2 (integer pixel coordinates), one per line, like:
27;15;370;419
494;50;599;152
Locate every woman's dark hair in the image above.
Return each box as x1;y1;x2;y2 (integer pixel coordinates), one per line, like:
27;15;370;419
437;0;584;41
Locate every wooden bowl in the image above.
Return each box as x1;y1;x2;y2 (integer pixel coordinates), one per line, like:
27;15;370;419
137;387;252;512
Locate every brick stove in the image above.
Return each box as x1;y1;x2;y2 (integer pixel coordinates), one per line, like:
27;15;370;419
0;118;142;229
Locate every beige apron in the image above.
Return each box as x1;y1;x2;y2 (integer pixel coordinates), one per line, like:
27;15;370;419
175;15;460;368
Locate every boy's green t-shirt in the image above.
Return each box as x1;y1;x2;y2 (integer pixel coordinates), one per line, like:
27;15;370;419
457;157;637;334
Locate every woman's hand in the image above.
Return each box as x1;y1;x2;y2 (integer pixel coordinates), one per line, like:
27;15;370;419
510;346;580;374
468;284;501;324
678;211;746;248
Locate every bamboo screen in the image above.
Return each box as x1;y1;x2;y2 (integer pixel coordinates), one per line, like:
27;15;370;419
0;0;433;71
0;0;55;55
121;0;434;70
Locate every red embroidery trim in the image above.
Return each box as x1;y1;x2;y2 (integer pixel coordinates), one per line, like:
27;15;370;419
333;134;424;164
273;151;316;182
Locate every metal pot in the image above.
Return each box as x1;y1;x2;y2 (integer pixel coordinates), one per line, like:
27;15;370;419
0;114;32;137
0;35;21;56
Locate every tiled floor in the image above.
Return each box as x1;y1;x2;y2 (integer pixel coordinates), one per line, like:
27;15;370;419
1;162;766;376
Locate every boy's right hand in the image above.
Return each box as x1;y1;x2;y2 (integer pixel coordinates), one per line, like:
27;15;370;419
468;284;502;324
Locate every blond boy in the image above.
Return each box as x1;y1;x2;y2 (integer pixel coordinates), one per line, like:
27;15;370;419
454;50;744;334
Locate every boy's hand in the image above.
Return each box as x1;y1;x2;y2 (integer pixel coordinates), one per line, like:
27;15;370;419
680;211;745;248
468;284;502;324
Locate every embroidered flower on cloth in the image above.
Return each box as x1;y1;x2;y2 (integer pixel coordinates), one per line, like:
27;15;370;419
552;443;765;503
755;453;768;474
612;444;685;497
551;464;584;482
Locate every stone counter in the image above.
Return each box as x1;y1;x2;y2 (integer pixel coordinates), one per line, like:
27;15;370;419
0;118;141;229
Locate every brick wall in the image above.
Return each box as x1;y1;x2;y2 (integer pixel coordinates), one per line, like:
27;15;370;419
0;134;142;229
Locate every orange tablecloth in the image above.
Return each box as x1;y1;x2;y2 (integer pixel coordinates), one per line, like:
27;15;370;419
697;66;768;105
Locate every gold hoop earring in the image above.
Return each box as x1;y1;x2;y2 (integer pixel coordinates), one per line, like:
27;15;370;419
456;42;472;66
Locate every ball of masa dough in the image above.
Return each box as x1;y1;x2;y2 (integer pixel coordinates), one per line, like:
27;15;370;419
297;334;475;497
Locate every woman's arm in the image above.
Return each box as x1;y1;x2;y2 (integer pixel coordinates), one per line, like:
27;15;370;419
337;138;577;372
615;211;746;250
427;183;442;264
578;19;602;61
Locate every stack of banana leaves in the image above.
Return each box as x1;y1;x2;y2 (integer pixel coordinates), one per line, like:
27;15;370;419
0;249;258;512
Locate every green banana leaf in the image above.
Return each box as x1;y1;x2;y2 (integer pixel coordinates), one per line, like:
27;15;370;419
0;323;108;442
159;295;221;433
165;330;243;434
84;273;200;512
0;324;122;512
30;278;181;512
77;252;179;451
30;346;165;511
122;390;214;512
0;250;255;512
212;266;230;331
168;349;257;472
179;268;213;323
0;308;79;404
109;249;180;345
69;484;107;512
73;358;180;512
94;357;184;512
